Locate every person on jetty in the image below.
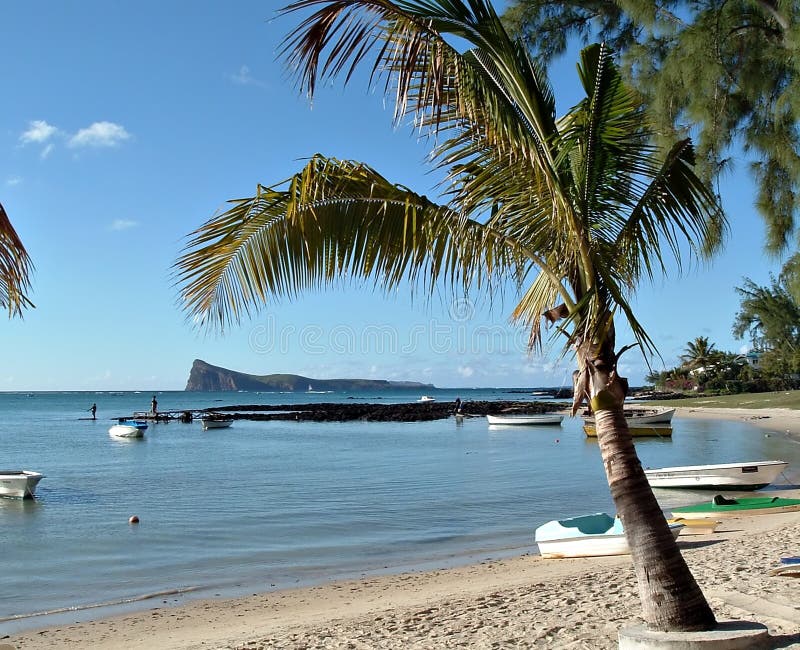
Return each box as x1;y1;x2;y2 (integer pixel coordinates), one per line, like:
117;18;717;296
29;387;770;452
151;395;158;415
89;403;97;420
453;397;462;414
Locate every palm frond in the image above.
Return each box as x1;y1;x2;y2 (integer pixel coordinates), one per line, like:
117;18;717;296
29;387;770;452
0;203;34;317
175;155;521;330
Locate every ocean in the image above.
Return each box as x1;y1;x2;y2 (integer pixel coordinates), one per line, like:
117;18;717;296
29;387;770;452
1;389;798;634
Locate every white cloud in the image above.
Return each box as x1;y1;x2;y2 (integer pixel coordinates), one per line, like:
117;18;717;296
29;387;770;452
20;120;58;144
457;365;474;378
110;219;139;231
41;143;54;159
6;176;22;186
69;122;131;148
230;64;266;87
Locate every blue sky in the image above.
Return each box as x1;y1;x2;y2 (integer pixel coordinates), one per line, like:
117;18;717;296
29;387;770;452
0;1;783;391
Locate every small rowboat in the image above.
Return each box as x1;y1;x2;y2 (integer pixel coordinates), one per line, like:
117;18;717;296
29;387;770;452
584;407;675;426
0;470;44;499
671;495;800;519
487;413;563;426
666;517;721;535
535;512;683;559
583;423;672;437
645;460;788;490
109;424;144;439
201;417;233;431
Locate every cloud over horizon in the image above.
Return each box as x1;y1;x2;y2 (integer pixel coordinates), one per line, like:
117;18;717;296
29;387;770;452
19;119;131;156
19;120;58;144
230;64;266;88
68;121;131;148
109;219;139;231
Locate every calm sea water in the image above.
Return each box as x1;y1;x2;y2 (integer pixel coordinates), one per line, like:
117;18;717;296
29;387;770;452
1;389;799;634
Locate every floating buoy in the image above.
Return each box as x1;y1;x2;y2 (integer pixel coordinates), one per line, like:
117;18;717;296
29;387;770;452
555;439;560;443
129;515;140;524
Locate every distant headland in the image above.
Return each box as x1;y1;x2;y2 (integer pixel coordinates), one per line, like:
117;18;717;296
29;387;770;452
185;359;436;392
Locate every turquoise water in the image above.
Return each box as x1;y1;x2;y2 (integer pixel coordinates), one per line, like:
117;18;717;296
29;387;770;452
1;390;798;634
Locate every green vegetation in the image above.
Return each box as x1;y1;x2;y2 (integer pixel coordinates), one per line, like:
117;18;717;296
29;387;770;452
646;255;800;395
642;390;800;410
176;0;723;632
503;0;800;254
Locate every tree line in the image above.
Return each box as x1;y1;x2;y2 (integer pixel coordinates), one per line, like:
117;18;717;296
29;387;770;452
648;254;800;393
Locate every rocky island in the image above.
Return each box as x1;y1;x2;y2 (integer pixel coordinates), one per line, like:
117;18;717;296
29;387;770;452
185;359;436;393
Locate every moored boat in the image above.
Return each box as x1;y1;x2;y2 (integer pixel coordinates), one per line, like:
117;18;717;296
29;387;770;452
418;395;436;402
535;512;683;558
117;419;148;431
201;416;233;430
487;413;563;426
645;460;788;490
583;407;675;426
0;470;44;499
109;423;144;438
583;423;672;437
671;495;800;519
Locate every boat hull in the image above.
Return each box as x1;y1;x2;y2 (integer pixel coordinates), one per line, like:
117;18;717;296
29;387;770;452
109;424;144;438
667;518;721;535
646;460;788;490
201;419;233;430
535;513;682;558
583;423;672;437
487;414;563;426
671;496;800;519
0;470;44;498
584;408;675;426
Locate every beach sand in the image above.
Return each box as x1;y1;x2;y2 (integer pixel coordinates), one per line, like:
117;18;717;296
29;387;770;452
6;407;800;650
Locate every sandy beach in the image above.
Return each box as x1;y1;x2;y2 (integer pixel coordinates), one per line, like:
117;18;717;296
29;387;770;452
5;406;800;650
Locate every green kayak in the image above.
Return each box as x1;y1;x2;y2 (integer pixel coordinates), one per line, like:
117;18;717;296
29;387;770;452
671;495;800;519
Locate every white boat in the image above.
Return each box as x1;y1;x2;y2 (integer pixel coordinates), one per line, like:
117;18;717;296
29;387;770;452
584;407;675;426
201;417;233;430
419;396;436;402
535;512;683;559
0;470;44;499
109;424;144;438
645;460;789;490
486;413;564;426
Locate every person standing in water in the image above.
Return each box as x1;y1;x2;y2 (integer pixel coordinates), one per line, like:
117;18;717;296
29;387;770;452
89;403;97;420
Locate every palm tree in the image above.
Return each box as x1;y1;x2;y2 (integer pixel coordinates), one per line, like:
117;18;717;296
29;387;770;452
680;336;720;370
175;0;726;631
0;202;33;317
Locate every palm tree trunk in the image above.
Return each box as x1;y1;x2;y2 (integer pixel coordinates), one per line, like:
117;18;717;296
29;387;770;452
592;380;716;631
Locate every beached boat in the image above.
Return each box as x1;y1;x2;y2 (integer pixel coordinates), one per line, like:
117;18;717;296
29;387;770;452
109;423;144;438
583;423;672;437
535;512;683;558
671;495;800;519
583;407;675;426
0;470;44;498
487;413;564;426
666;517;721;535
645;460;788;490
201;416;233;430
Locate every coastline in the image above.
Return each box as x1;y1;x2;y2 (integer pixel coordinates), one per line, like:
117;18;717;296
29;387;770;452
6;406;800;650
